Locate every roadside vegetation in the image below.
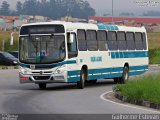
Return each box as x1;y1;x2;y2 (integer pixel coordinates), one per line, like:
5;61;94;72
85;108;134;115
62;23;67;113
0;65;18;69
115;75;160;104
148;32;160;64
149;48;160;64
0;30;18;52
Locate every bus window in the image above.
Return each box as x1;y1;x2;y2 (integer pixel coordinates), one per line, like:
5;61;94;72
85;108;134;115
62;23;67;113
107;31;118;50
77;29;87;51
67;33;78;58
126;32;135;50
86;30;98;51
117;32;127;50
142;33;147;50
135;32;143;50
97;30;107;51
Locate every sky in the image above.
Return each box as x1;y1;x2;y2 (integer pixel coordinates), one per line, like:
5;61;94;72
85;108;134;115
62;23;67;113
0;0;160;16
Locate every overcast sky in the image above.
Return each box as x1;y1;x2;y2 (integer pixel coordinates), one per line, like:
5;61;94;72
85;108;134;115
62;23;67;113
0;0;160;16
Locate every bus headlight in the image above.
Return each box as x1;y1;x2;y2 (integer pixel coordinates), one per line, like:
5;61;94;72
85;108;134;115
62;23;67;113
55;65;66;74
19;67;30;74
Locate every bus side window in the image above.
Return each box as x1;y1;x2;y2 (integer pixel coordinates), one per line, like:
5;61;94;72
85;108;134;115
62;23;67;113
77;29;87;51
126;32;135;50
117;31;127;50
135;32;143;50
86;30;98;51
97;30;107;51
107;31;118;50
142;32;147;50
67;33;78;58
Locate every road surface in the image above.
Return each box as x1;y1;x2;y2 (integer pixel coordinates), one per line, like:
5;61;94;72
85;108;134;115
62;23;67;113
0;66;160;115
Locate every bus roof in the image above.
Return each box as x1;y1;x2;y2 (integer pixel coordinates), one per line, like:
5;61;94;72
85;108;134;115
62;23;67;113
21;21;146;33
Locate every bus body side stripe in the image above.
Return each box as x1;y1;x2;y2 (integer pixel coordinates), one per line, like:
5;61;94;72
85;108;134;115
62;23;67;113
111;51;148;59
67;65;148;83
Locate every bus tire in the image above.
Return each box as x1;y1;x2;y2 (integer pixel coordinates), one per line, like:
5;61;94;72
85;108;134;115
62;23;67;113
77;69;87;89
119;66;129;84
38;83;47;89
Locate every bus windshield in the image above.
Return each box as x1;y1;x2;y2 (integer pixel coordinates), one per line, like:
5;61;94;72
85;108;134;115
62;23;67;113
19;35;65;64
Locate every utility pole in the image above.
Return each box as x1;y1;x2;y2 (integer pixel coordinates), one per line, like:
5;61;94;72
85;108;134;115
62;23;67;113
10;32;14;45
112;0;114;24
2;40;5;51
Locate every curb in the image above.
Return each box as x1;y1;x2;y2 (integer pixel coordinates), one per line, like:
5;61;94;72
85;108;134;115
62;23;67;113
149;64;160;67
114;91;160;110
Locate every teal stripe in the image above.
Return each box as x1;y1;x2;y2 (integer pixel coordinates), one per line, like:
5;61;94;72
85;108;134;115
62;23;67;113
111;51;148;59
97;24;119;31
97;24;106;29
115;52;119;58
20;60;76;68
89;67;123;73
119;52;123;58
110;26;115;30
88;73;122;80
114;26;119;30
67;65;148;83
106;25;111;30
68;70;147;83
68;70;80;76
68;77;80;83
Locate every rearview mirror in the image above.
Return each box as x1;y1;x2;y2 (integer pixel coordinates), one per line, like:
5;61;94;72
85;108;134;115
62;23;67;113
69;34;75;43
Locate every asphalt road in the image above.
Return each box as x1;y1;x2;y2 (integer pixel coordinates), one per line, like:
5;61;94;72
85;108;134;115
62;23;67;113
0;66;160;115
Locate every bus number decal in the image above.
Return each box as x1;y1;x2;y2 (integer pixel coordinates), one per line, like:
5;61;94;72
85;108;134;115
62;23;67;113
90;56;102;62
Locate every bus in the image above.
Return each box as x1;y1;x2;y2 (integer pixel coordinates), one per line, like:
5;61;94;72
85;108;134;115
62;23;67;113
19;21;148;89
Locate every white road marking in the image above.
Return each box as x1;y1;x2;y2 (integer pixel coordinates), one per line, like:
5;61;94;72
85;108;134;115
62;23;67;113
100;91;160;113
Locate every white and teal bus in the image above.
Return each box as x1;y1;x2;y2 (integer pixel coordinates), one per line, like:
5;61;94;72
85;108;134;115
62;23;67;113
19;21;148;89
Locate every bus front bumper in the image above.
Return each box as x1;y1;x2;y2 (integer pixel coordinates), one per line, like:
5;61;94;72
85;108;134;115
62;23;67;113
19;73;66;83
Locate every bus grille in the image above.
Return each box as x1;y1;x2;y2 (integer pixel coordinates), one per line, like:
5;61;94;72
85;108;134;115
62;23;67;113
33;76;50;80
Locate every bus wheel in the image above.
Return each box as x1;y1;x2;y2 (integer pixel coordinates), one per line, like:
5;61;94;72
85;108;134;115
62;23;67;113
120;66;129;84
38;83;47;89
77;69;87;89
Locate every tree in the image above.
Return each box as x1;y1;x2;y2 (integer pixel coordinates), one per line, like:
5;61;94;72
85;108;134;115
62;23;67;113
23;0;38;15
16;1;23;15
13;0;96;19
0;1;10;15
119;12;134;17
61;0;95;19
143;11;160;16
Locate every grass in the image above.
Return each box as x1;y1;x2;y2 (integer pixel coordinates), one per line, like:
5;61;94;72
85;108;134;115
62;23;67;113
148;32;160;49
0;65;19;69
149;49;160;64
0;30;19;52
116;75;160;104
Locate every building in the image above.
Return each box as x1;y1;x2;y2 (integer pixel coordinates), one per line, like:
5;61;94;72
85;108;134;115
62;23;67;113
0;15;53;30
89;16;160;32
89;16;160;25
61;16;87;22
0;16;19;30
